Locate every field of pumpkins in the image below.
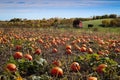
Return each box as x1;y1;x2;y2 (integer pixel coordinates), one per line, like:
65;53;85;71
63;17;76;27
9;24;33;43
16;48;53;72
0;28;120;80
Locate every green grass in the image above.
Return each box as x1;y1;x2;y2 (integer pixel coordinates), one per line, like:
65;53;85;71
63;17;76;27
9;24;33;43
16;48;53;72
82;18;113;28
83;19;102;28
81;19;120;34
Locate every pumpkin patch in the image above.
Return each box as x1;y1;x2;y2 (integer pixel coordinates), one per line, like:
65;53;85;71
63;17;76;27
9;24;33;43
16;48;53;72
0;28;120;80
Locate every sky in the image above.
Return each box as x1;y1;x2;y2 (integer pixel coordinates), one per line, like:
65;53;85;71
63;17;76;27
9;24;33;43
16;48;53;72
0;0;120;20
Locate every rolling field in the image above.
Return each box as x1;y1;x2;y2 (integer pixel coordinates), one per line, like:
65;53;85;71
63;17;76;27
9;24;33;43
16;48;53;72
82;19;120;33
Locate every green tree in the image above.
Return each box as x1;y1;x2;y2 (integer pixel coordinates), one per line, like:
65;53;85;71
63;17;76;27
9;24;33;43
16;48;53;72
109;14;117;18
9;18;22;22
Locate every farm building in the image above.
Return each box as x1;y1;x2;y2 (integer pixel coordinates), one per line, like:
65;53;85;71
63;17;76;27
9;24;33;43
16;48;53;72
73;19;83;28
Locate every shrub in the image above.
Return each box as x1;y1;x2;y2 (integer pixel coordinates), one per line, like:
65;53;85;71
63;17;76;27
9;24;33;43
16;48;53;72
110;19;120;27
102;20;110;27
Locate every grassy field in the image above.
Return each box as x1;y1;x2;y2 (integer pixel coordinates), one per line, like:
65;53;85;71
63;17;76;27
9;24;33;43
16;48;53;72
81;19;120;33
56;18;120;34
82;19;112;27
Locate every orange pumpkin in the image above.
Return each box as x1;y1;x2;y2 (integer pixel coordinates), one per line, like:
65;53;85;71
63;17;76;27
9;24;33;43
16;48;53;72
66;45;72;50
34;48;42;55
115;48;120;53
6;63;17;72
50;67;63;77
80;47;87;52
24;54;33;61
52;48;58;53
70;62;80;72
15;45;22;50
38;39;44;44
52;60;62;67
65;49;72;54
87;48;93;54
96;64;107;73
13;52;23;59
87;77;97;80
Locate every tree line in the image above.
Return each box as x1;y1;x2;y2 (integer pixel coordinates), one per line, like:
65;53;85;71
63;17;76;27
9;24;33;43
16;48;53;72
93;14;119;19
0;17;91;28
0;14;120;28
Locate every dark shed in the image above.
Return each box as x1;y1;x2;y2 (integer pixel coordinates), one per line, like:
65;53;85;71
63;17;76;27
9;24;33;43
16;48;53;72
73;19;83;28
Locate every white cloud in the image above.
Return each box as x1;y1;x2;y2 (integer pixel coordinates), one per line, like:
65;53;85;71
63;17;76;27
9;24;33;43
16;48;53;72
0;0;119;9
